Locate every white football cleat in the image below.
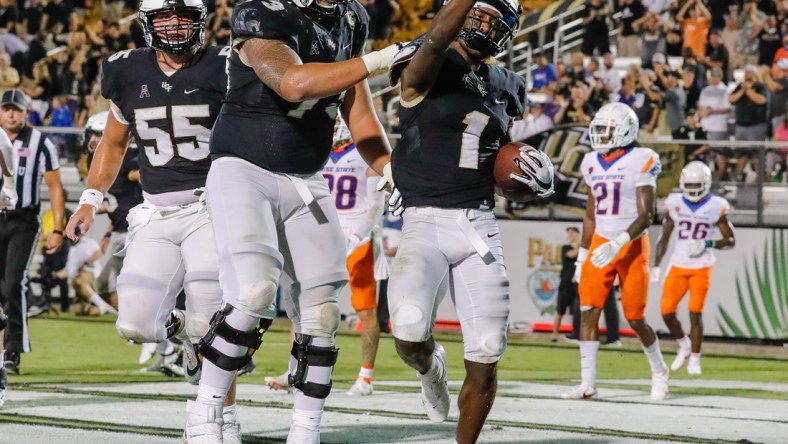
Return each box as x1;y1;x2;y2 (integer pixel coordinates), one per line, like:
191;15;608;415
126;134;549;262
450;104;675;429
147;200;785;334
138;342;157;365
670;346;691;371
222;405;242;444
264;371;292;393
419;343;450;423
650;369;670;401
184;400;223;444
561;382;597;400
181;341;201;386
687;356;702;375
286;424;319;444
346;377;373;396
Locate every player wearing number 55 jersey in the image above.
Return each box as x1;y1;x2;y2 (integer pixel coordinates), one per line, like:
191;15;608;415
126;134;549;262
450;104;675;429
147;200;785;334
564;102;670;402
387;1;553;442
653;162;735;376
65;0;243;442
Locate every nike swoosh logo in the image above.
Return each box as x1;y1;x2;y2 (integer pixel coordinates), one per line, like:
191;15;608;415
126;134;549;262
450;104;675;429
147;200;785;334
343;44;352;50
184;89;199;94
487;232;499;238
494;99;506;104
187;362;201;377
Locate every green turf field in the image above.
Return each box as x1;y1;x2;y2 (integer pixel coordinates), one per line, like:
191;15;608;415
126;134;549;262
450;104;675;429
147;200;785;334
11;315;787;401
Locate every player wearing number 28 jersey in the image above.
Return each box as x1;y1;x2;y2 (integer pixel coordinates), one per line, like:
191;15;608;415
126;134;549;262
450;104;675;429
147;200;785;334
565;102;670;402
65;0;244;442
653;161;735;376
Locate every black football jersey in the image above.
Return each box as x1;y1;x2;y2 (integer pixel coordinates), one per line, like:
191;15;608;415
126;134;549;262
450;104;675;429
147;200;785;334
210;0;368;175
393;50;527;209
101;46;229;195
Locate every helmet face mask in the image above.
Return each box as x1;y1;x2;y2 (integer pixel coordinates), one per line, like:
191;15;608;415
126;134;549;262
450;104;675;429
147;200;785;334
588;103;639;152
84;111;108;154
460;1;521;56
680;161;712;202
139;0;206;55
291;0;351;16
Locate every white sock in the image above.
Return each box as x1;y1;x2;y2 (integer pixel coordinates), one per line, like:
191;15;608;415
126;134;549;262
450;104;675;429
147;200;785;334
689;353;701;364
642;338;668;374
676;336;691;350
359;365;374;381
419;353;441;381
0;351;4;369
223;403;237;421
580;341;600;387
292;408;322;432
90;293;118;315
293;336;334;414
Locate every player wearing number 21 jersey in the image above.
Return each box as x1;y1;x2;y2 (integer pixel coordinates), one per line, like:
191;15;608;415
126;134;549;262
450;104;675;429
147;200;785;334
652;161;735;376
566;102;669;402
65;0;244;441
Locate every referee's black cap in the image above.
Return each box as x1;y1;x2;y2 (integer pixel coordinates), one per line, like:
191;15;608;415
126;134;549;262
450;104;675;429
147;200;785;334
1;89;28;110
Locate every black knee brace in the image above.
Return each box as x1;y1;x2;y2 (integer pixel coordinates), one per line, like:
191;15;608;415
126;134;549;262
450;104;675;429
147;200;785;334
288;334;339;399
199;304;272;371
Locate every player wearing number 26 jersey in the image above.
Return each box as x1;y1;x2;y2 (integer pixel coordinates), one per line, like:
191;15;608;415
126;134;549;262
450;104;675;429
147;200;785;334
653;161;735;376
65;0;244;441
565;102;669;403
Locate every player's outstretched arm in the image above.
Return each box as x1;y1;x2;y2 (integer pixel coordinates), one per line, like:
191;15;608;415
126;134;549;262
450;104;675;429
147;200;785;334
238;39;400;103
66;111;131;241
341;81;391;175
401;0;476;101
712;215;736;250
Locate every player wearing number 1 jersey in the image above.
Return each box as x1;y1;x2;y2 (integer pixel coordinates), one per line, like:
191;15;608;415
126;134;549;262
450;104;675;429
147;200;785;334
564;102;670;401
65;0;243;442
653;161;735;376
387;1;553;442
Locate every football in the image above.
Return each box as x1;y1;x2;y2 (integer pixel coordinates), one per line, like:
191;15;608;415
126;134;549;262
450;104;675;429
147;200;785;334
494;142;541;202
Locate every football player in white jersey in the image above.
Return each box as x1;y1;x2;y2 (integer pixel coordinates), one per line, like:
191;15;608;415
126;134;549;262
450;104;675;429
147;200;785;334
565;102;670;401
323;119;385;396
652;161;735;375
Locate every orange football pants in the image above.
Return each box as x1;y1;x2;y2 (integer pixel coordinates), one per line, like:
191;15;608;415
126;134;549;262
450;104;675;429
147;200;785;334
661;266;712;315
579;233;650;321
347;240;377;311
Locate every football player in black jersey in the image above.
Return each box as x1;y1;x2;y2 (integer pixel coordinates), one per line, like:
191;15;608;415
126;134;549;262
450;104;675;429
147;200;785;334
187;0;402;442
65;0;243;442
385;1;554;442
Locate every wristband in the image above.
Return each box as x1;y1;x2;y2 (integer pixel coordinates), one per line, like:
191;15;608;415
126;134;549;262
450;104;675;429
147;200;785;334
104;231;112;238
52;230;63;236
360;51;385;74
576;247;589;263
614;232;632;246
705;240;716;249
79;189;104;210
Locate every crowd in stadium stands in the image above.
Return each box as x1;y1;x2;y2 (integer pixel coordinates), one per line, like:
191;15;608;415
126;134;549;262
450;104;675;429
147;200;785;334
0;0;398;163
512;0;788;184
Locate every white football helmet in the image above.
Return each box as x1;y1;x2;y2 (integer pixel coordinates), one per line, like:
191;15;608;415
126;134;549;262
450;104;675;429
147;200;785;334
588;102;639;152
139;0;206;55
333;116;352;147
84;111;109;153
680;161;712;202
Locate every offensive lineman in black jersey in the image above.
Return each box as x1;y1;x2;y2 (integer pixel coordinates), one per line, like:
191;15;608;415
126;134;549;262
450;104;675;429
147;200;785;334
386;1;554;442
186;0;402;442
65;0;243;442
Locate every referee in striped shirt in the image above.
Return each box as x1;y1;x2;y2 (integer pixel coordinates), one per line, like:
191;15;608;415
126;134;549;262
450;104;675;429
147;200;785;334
0;89;65;375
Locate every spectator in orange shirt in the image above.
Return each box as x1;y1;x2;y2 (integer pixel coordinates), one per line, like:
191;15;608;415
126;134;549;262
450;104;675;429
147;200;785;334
773;34;788;67
677;0;711;58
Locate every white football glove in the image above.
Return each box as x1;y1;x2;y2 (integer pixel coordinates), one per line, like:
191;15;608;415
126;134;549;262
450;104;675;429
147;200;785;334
687;239;707;258
361;41;410;74
510;148;555;198
650;266;661;283
591;233;631;269
376;163;404;217
573;247;588;283
0;175;17;209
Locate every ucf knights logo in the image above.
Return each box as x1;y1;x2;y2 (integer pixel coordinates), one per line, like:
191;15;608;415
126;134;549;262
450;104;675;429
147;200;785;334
161;81;173;92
